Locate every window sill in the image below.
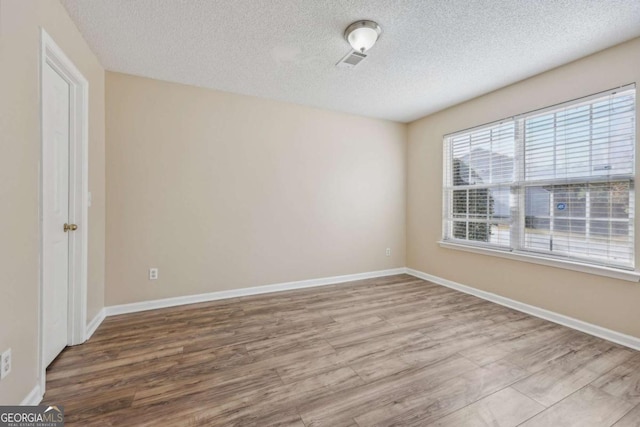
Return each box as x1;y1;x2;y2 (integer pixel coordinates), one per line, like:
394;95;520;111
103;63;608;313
438;241;640;283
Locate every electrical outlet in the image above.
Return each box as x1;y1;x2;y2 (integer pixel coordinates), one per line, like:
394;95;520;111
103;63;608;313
149;268;159;280
1;348;11;380
386;248;391;256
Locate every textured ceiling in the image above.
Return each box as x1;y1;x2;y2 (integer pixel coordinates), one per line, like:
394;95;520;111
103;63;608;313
61;0;640;123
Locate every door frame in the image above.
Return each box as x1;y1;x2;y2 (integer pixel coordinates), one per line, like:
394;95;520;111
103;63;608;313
38;28;89;395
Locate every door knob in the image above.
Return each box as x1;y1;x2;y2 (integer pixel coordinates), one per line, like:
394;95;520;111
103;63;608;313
64;223;78;232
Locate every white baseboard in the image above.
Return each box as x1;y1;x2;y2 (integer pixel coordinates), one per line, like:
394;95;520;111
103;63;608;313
406;268;640;351
85;308;106;341
105;268;407;316
21;384;43;406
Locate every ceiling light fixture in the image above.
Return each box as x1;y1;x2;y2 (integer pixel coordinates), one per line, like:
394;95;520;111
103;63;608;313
344;20;382;53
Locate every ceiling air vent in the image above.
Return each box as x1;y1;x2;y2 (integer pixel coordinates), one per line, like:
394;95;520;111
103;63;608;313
336;50;367;69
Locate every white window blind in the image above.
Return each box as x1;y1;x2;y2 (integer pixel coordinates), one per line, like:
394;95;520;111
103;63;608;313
443;85;636;269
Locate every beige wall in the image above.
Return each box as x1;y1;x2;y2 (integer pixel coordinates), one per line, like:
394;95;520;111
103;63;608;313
407;37;640;339
0;0;105;404
105;72;406;305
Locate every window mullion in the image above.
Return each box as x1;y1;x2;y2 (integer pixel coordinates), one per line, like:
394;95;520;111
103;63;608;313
585;185;591;251
512;118;525;251
549;190;555;252
443;138;451;241
553;112;557;179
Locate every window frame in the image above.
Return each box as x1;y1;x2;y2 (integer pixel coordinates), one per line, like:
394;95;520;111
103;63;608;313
440;84;639;282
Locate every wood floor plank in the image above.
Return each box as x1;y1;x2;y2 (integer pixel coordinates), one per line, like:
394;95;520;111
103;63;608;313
426;387;544;427
520;385;635;427
504;329;595;374
613;404;640;427
458;322;567;367
353;359;529;427
512;341;635;407
299;355;478;427
592;353;640;405
41;274;640;426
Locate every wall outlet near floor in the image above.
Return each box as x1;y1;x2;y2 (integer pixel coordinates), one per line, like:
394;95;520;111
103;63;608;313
386;248;391;256
1;348;11;380
149;268;159;280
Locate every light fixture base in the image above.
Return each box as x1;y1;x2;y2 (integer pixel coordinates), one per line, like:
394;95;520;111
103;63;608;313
344;20;382;53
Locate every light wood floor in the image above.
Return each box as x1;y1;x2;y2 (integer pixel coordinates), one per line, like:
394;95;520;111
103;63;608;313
44;274;640;426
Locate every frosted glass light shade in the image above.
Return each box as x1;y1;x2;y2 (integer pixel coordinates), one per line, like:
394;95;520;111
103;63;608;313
345;21;382;53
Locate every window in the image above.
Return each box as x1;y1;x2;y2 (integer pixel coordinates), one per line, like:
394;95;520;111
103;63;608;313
443;85;636;270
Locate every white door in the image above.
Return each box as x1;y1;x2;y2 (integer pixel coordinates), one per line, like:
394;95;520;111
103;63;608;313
42;62;71;367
